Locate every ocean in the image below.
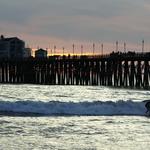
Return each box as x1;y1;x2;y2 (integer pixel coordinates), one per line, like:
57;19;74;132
0;84;150;150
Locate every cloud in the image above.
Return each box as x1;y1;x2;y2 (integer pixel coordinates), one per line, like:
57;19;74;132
0;0;150;53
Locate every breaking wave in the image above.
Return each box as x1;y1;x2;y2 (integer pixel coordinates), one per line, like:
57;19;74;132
0;100;147;116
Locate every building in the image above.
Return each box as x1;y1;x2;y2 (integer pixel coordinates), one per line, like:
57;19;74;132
23;48;32;58
35;48;47;58
0;35;25;58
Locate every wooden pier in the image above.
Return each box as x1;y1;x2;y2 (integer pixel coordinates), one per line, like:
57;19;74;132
0;52;150;89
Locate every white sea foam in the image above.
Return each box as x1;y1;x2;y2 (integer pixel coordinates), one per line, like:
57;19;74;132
0;100;146;116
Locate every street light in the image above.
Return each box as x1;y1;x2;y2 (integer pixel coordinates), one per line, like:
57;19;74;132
72;44;75;55
101;43;103;56
142;40;144;53
54;45;56;55
93;43;95;55
124;42;126;53
116;41;118;52
62;47;65;55
81;45;83;55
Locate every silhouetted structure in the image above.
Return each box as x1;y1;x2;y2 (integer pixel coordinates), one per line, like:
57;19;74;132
0;35;25;58
23;48;32;58
35;48;47;58
0;52;149;89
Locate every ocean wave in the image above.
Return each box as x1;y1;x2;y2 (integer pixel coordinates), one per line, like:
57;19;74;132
0;100;147;116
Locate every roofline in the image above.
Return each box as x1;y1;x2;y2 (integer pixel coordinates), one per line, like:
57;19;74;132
0;36;24;42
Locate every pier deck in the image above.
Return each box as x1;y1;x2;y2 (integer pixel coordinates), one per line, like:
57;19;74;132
0;53;150;89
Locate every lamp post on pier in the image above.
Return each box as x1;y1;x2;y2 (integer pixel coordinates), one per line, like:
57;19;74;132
81;45;83;56
142;40;144;53
124;42;126;53
93;43;95;56
116;41;118;52
62;47;65;56
72;44;75;55
101;43;103;56
54;45;56;55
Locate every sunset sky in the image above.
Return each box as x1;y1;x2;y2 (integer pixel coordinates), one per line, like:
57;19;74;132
0;0;150;54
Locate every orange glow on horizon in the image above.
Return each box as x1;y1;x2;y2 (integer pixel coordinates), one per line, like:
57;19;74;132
28;38;150;57
31;48;109;57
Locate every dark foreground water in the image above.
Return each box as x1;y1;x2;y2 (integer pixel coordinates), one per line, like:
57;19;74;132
0;85;150;149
